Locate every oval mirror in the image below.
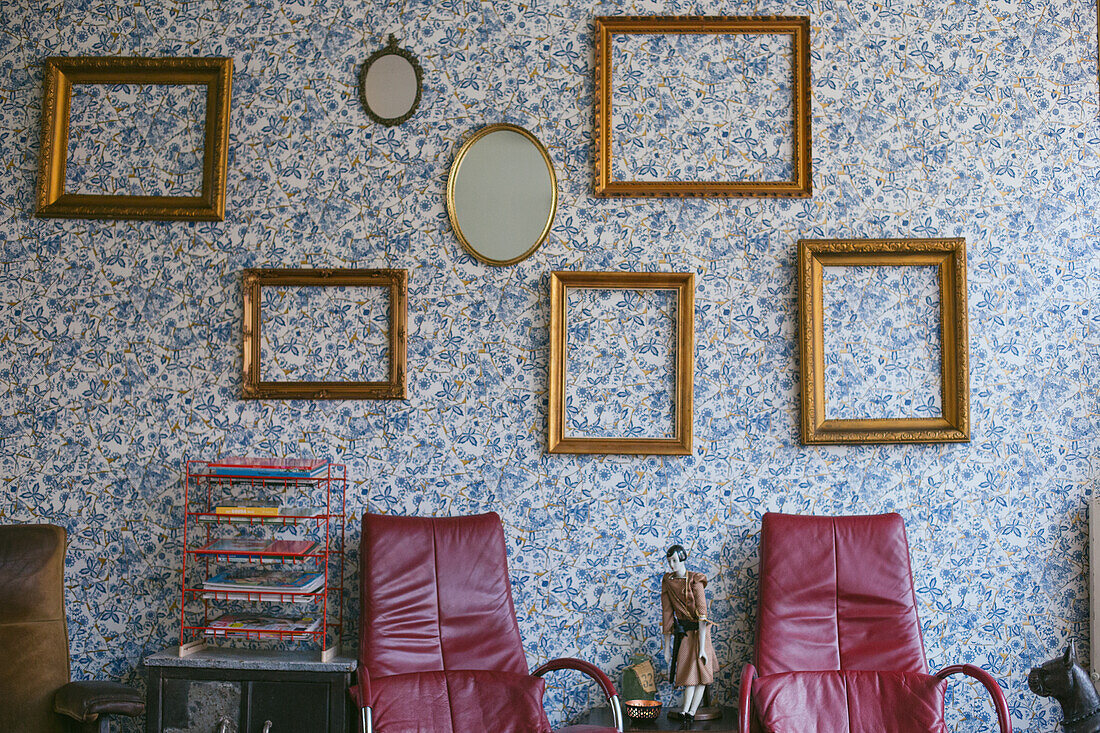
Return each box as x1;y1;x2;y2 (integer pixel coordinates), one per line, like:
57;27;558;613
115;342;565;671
446;124;558;266
359;35;422;126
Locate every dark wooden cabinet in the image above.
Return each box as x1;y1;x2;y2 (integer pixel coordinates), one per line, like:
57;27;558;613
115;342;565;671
248;680;334;731
145;647;356;733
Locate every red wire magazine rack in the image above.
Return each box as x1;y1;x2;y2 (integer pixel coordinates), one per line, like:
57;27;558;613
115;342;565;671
178;459;346;661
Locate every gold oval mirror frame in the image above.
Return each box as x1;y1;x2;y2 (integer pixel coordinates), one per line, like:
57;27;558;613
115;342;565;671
446;123;558;267
359;35;422;127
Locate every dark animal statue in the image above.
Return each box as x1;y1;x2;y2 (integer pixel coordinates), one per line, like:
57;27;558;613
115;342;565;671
1029;640;1100;733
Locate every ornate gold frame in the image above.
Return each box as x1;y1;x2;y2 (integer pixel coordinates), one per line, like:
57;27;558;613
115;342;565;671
594;16;811;198
358;35;423;127
548;271;694;455
241;269;408;400
446;123;558;266
36;57;232;221
798;238;969;444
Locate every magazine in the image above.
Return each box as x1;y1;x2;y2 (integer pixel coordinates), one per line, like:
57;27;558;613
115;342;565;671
204;613;322;640
264;540;319;556
202;570;325;595
196;538;270;553
194;538;318;561
211;506;324;518
209;456;329;471
213;506;279;516
206;457;330;479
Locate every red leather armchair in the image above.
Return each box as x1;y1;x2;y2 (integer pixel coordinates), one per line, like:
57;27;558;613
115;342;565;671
352;512;623;733
739;513;1012;733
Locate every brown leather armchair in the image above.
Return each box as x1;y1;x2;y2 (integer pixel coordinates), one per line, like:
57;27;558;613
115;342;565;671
0;524;144;733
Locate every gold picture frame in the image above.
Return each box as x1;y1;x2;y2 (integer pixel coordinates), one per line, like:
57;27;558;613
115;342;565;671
548;271;694;455
798;238;970;445
36;56;232;221
241;268;408;400
594;16;811;197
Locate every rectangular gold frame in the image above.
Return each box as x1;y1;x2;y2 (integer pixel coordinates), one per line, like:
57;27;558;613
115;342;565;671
241;269;407;400
548;271;694;455
36;56;232;221
594;16;811;198
798;238;969;444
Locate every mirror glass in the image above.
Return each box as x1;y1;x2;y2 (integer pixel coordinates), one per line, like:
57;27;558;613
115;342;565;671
360;36;421;126
447;124;557;266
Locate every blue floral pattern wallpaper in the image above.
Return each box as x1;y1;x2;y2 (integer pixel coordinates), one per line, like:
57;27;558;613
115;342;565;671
565;287;678;439
65;82;206;196
0;0;1097;730
259;285;390;382
610;31;795;182
822;265;943;419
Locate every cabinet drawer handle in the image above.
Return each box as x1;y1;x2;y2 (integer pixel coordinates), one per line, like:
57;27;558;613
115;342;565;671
262;722;273;733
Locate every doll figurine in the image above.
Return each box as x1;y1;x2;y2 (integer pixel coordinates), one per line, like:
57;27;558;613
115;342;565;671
661;544;719;726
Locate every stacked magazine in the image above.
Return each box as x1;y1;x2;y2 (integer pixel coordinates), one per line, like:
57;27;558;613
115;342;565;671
205;456;331;480
202;569;325;601
198;506;325;524
194;538;318;562
204;613;322;640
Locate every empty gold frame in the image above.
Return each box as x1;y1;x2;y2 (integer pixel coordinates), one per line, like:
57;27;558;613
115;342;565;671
242;269;408;400
594;16;811;197
36;57;232;221
548;271;694;455
798;238;970;445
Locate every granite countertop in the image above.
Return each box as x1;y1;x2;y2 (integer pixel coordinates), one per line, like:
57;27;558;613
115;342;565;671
145;646;357;672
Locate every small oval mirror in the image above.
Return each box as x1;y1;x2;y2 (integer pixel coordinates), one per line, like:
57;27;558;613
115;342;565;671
359;35;422;126
446;124;558;266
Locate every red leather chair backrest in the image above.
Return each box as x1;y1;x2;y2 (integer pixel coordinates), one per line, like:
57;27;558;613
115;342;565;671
754;513;928;677
359;512;529;677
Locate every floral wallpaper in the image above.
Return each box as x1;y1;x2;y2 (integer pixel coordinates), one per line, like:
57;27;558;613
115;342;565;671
565;287;678;439
0;0;1097;731
822;265;943;419
65;82;206;196
259;285;391;382
610;31;795;182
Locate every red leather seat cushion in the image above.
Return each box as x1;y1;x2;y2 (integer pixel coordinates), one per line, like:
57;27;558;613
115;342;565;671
753;670;947;733
371;669;552;733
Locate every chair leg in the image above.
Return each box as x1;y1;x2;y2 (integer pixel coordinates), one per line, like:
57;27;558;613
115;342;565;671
78;717;110;733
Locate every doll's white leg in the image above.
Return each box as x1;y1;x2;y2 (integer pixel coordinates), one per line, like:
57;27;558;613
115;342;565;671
686;685;706;715
681;685;704;713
